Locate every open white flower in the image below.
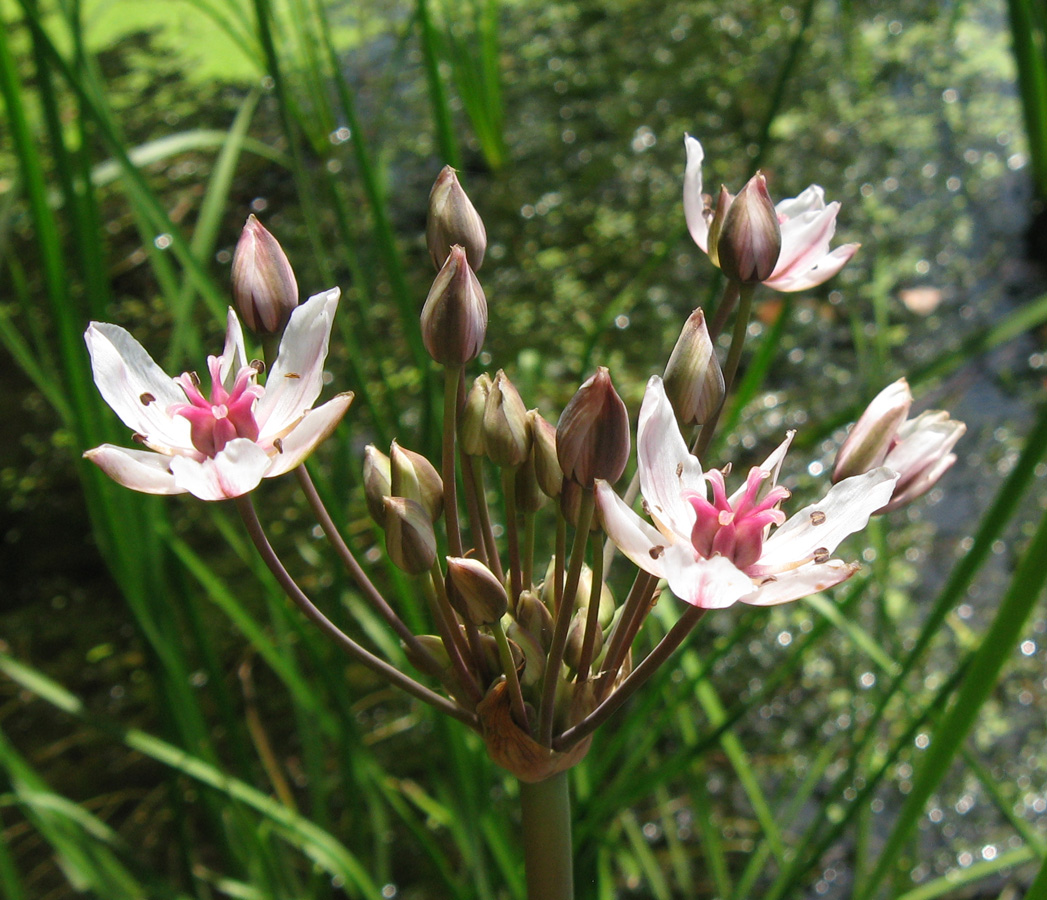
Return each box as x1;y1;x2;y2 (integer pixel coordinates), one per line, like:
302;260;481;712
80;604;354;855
84;288;352;501
596;377;898;608
683;135;860;292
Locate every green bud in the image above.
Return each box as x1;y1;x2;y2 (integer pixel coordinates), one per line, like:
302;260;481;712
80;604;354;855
483;370;531;468
390;440;444;521
384;497;437;575
446;557;509;626
662;308;725;426
506;619;545;686
427;165;487;271
515;589;554;649
564;608;603;672
460;373;492;456
403;634;452;674
363;445;392;527
528;410;563;499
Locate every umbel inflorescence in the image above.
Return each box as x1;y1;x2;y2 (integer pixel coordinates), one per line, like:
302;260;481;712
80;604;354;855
83;139;964;782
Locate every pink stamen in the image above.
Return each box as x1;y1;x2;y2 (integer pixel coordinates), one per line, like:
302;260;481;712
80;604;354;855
170;358;263;457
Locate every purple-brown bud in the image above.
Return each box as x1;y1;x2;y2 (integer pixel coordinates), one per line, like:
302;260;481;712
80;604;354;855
556;367;630;487
383;497;437;575
483;371;531;468
427;166;487;271
446;556;509;625
231;215;299;334
662;308;725;426
705;184;733;269
420;245;488;366
390;441;444;521
715;173;781;284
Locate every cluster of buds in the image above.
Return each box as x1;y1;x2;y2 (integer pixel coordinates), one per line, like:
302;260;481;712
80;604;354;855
82;139;965;789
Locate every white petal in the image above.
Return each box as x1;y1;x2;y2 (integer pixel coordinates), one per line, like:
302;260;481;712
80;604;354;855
683;135;709;252
85;323;192;447
774;184;826;219
757;467;898;568
218;308;249;389
661;543;753;609
257;288;340;435
83;444;184;495
637;376;704;538
265;392;354;477
169;438;272;500
595;480;668;580
741;559;858;606
764;243;859;292
771;202;841;283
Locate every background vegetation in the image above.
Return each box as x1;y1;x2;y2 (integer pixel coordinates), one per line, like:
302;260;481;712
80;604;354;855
1;0;1046;897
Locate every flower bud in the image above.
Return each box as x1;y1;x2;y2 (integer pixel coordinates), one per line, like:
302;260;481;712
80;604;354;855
390;440;444;521
559;479;601;530
832;379;913;483
515;589;554;648
705;185;733;268
662;308;725;426
427;166;487;271
363;444;392;526
716;173;781;284
528;410;563;498
880;410;965;513
231;215;299;334
384;497;437;575
556;367;630;487
420;246;488;366
505;620;545;687
403;634;452;674
564;608;603;672
574;565;616;628
514;451;545;514
446;557;509;626
483;371;531;468
460;373;492;456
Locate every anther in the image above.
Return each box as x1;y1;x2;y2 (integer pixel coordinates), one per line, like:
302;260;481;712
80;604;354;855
273;438;284;453
676;462;684;478
132;432;147;444
721;462;733;477
140;392;156;406
649;545;665;559
189;371;201;388
813;547;830;564
760;575;778;585
284;372;301;379
810;511;826;525
251;359;266;373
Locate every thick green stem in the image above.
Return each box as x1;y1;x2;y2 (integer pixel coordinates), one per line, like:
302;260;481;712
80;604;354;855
520;772;574;900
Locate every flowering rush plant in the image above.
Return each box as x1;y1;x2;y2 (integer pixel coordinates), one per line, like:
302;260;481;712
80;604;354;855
83;139;964;900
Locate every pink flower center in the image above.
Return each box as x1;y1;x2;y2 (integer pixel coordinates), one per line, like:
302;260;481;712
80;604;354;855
686;466;789;571
170;356;264;457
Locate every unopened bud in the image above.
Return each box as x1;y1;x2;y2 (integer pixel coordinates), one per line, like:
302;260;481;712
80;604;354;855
516;589;554;648
832;379;913;482
565;608;603;672
574;565;616;628
420;245;487;366
716;173;781;284
514;451;545;514
427;166;487;271
446;557;508;625
705;185;733;269
880;410;965;513
231;215;299;334
384;497;437;575
528;410;562;498
403;634;452;674
556;367;630;487
460;373;492;456
363;445;392;526
484;370;531;468
390;441;444;521
506;620;545;686
662;308;725;426
559;480;601;530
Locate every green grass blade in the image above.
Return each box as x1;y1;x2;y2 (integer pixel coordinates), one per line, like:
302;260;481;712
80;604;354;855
856;500;1047;900
894;846;1037;900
